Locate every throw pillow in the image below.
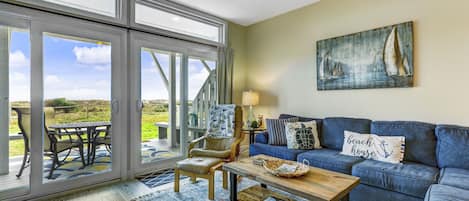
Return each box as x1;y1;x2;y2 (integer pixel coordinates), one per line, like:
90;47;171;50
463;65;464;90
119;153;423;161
341;130;405;164
285;121;321;150
266;118;299;145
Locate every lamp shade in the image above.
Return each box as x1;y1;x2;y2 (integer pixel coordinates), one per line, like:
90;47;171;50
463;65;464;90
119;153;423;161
242;91;259;106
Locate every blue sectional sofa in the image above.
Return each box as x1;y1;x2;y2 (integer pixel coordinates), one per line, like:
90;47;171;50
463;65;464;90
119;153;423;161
249;114;469;201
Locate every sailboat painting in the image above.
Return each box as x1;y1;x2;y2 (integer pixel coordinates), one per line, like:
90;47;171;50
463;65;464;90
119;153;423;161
317;22;413;90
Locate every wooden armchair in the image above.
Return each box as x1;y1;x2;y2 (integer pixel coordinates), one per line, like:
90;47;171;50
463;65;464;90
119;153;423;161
188;105;243;162
175;104;243;200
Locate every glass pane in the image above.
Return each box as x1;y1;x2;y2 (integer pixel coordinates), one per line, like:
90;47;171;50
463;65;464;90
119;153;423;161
135;3;220;42
43;33;112;183
187;58;216;140
43;0;117;17
140;48;181;164
0;26;30;193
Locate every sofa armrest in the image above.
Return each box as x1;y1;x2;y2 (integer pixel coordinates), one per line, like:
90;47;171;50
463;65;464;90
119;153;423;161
255;132;269;144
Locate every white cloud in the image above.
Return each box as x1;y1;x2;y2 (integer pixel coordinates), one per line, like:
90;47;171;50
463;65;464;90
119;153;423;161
9;50;29;68
11;72;26;81
73;46;111;65
45;75;61;85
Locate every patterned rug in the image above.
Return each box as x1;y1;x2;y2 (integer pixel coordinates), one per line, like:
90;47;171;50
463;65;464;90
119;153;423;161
43;144;178;181
43;149;112;180
137;169;188;189
130;172;307;201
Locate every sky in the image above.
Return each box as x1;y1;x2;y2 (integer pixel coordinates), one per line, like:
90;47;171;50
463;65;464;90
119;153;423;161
8;30;215;102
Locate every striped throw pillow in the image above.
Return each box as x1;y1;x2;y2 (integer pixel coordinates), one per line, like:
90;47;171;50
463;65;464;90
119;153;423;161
266;118;299;145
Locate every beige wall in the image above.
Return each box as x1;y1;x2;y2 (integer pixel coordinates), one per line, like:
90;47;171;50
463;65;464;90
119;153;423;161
228;22;248;106
242;0;469;125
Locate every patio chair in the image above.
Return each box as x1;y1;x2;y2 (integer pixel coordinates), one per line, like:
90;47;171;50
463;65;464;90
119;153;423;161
13;108;86;179
91;125;111;164
174;104;243;200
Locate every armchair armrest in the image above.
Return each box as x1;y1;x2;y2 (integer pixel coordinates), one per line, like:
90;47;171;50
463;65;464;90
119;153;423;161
228;137;244;162
188;136;207;157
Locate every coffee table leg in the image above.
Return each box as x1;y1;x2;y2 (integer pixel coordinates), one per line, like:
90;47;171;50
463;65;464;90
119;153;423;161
230;172;237;201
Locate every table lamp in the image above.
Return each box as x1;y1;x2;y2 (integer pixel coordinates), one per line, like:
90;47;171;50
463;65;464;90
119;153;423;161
242;90;259;128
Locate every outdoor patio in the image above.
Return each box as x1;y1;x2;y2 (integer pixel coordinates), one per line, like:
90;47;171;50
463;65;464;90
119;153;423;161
0;139;179;191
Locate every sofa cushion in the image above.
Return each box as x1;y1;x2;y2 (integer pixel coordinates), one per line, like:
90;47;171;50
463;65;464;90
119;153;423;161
435;125;469;169
352;160;439;198
438;168;469;191
351;184;422;201
249;143;307;161
279;114;323;134
371;121;437;167
425;184;469;201
266;118;298;145
254;132;268;144
321;117;371;150
297;149;364;174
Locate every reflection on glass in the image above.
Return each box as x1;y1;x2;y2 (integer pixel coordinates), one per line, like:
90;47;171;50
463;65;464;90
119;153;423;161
42;33;112;183
0;26;30;193
140;48;181;164
135;3;220;42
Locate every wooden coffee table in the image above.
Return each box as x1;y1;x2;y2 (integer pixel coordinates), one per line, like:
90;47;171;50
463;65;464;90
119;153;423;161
223;154;360;201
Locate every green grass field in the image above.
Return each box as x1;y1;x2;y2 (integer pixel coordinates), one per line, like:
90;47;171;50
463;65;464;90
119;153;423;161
8;100;169;157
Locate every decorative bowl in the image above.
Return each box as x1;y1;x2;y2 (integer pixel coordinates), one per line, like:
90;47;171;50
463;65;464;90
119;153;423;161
263;159;309;178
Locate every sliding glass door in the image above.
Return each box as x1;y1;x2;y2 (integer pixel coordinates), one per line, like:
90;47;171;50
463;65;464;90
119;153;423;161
0;12;31;199
30;14;126;193
130;31;218;174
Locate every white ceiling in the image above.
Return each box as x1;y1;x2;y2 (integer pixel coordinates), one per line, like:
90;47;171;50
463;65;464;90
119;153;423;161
171;0;321;26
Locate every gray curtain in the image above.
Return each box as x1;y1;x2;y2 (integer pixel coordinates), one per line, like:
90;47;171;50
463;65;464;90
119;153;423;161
217;46;234;104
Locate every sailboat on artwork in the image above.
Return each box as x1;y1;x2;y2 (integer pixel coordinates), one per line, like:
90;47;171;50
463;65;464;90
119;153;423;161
383;27;410;77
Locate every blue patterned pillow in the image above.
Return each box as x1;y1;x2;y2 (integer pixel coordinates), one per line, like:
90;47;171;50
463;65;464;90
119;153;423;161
266;118;299;145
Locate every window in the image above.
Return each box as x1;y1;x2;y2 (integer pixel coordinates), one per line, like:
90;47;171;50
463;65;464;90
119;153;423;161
135;2;223;43
42;0;117;17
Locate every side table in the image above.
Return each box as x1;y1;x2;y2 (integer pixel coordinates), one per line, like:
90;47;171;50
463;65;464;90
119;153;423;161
242;128;266;144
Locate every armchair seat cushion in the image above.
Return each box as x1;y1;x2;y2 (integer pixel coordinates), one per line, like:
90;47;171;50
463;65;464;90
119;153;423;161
190;148;231;159
249;143;307;161
438;168;469;190
352;160;439;198
176;157;222;174
425;184;469;201
297;149;364;174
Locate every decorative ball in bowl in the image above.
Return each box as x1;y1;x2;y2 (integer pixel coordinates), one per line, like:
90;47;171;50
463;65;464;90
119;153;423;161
263;159;309;178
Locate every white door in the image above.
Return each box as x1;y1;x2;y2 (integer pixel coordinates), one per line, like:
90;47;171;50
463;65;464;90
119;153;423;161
29;14;127;195
129;31;218;175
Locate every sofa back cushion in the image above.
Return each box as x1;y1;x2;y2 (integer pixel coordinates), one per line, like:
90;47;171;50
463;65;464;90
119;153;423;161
436;125;469;169
321;117;371;150
279;114;323;134
371;121;437;167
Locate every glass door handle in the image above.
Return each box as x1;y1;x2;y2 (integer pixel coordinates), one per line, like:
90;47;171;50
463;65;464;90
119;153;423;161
137;100;144;111
112;99;119;114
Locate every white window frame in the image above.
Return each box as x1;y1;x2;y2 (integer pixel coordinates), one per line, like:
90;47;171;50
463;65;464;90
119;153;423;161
2;0;129;26
131;0;227;47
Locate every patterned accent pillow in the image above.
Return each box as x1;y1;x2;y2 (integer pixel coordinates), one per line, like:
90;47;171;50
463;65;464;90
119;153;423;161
285;121;321;150
266;118;298;145
341;130;405;164
207;104;236;137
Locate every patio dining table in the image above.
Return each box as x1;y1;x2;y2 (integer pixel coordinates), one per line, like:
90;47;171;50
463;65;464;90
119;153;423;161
49;121;111;165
